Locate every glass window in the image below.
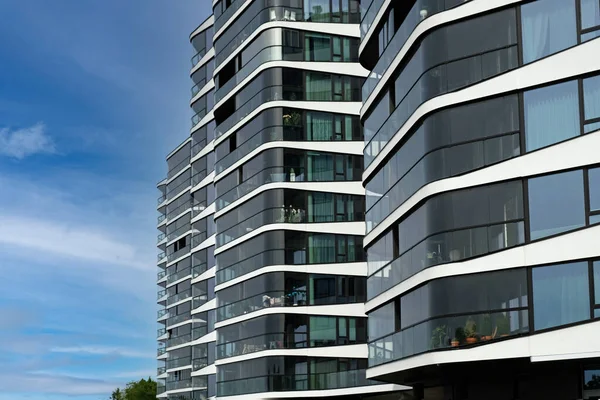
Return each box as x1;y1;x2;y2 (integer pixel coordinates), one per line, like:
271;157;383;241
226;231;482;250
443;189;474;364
368;302;395;340
305;33;331;61
528;170;585;240
580;0;600;30
521;0;577;64
306;72;332;101
310;316;336;346
589;168;600;213
584;368;600;399
304;0;330;22
529;171;585;240
524;80;580;151
584;75;600;121
594;261;600;306
532;262;590;330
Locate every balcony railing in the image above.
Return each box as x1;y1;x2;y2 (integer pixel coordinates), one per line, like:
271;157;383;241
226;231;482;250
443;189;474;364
157;194;166;205
157;289;167;300
166;223;191;242
157;232;166;243
168;267;192;284
167;333;192;348
166;356;192;370
157;384;166;394
167;289;192;306
157;309;168;319
191;48;207;66
192;262;208;279
157;346;166;356
192;295;208;310
158;214;166;224
192;326;208;340
193;357;209;371
191;232;208;249
157;270;167;280
157;328;166;337
167;313;191;326
217;290;307;321
167;156;191;180
167;246;190;263
167;378;192;391
157;366;166;375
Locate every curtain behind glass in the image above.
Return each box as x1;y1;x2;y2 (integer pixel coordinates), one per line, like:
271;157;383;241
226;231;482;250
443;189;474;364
584;75;600;121
306;72;332;101
305;33;331;61
521;0;576;64
532;262;590;330
309;234;335;263
307;111;333;140
308;192;334;222
524;80;580;151
307;152;333;181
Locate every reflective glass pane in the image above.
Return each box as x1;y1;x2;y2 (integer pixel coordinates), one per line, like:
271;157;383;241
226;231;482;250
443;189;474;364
521;0;577;64
532;262;590;330
580;0;600;29
594;261;600;305
524;80;580;152
584;75;600;121
589;168;600;212
528;170;585;240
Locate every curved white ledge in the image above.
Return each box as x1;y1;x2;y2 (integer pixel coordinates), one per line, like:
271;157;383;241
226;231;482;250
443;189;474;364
191;363;217;377
214;221;365;255
166;252;191;268
192;265;216;285
221;383;407;400
190;111;215;135
163;186;191;208
191;79;215;106
214;0;253;40
191;171;216;193
190;15;214;41
359;0;390;56
367;224;600;313
214;141;364;183
167;137;192;161
165;208;192;228
215;343;367;366
214;21;360;75
191;203;215;225
367;320;600;380
365;129;600;247
363;37;600;182
190;330;217;346
192;298;216;314
361;0;521;114
215;58;368;110
168;296;193;310
166;364;192;374
191;48;215;75
214;303;366;329
214;101;362;147
214;181;365;218
190;234;216;254
166;273;193;289
215;262;367;292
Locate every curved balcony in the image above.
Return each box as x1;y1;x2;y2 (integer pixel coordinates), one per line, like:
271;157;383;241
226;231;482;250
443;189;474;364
217;290;307;321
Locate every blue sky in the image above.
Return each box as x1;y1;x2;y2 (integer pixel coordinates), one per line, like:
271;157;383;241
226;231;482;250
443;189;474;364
0;1;208;399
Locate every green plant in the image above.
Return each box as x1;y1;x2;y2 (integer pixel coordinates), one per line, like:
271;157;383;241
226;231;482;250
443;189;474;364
464;318;477;338
453;327;466;343
283;111;302;127
496;313;510;336
481;314;492;337
430;325;447;349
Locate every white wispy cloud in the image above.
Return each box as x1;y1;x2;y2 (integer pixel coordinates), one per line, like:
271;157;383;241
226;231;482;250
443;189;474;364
50;345;154;359
0;215;150;270
0;372;117;395
0;122;55;159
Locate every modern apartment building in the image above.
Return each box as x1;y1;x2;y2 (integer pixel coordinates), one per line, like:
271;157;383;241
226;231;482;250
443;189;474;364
157;1;407;399
360;0;600;399
156;15;217;399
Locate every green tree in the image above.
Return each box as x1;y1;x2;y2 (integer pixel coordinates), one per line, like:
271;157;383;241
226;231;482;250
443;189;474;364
109;388;124;400
124;377;157;400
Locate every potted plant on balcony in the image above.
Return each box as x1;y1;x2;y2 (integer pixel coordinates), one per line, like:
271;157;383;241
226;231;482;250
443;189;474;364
496;313;511;337
480;314;493;341
464;318;478;344
430;324;447;349
451;327;465;347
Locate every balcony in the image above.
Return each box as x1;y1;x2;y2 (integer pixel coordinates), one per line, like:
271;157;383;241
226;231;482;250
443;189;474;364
157;384;166;394
157;252;166;262
157;366;166;375
193;357;209;371
192;262;208;279
157;270;167;280
192;295;208;310
157;328;167;338
157;310;168;320
166;356;192;370
157;232;166;243
167;378;192;391
158;214;166;224
167;246;190;263
167;289;192;306
167;313;190;326
167;333;192;348
192;326;208;340
167;267;192;284
166;224;191;242
157;194;166;205
157;346;166;356
157;289;167;300
217;290;307;321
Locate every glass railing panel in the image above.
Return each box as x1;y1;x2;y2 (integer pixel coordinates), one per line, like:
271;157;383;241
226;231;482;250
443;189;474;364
157;270;167;280
217;290;307;321
192;232;208;248
158;366;166;375
168;267;192;284
157;384;166;394
368;310;529;367
192;48;207;66
367;221;525;300
167;245;191;262
167;157;191;180
363;0;473;100
166;179;191;202
192;78;207;98
217;332;308;359
193;326;209;340
157;194;166;204
167;289;192;306
191;138;207;158
166;224;191;242
192;262;209;278
157;289;167;299
157;327;167;337
157;346;166;356
157;233;166;243
193;295;209;310
158;214;166;224
215;0;250;33
167;378;192;391
192;169;208;187
167;313;191;326
193;357;209;371
167;333;192;348
360;0;385;38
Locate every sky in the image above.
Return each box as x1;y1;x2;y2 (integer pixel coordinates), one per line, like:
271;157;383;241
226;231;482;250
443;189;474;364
0;1;209;399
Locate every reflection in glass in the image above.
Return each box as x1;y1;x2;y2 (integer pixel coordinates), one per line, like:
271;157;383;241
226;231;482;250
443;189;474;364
584;75;600;121
524;80;580;151
532;261;590;330
521;0;576;64
528;170;585;240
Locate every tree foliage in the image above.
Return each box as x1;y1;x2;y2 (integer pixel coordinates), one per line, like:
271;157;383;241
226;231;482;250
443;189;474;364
110;377;157;400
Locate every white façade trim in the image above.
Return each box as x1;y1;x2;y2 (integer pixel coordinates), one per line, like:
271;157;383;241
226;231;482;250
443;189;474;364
191;363;216;377
220;383;407;400
190;330;216;347
214;303;367;329
190;15;214;41
215;344;368;366
366;224;600;313
192;265;216;285
191;171;216;193
191;79;215;106
215;58;368;110
367;320;600;379
215;262;367;292
190;110;215;134
214;221;365;255
214;181;365;219
163;186;191;208
191;139;214;164
361;0;522;114
191;48;215;75
190;234;216;254
191;203;216;225
213;0;252;40
213;101;362;147
192;298;216;314
215;21;360;75
214;141;364;183
365;129;600;246
166;364;192;374
363;37;600;181
166;137;192;161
